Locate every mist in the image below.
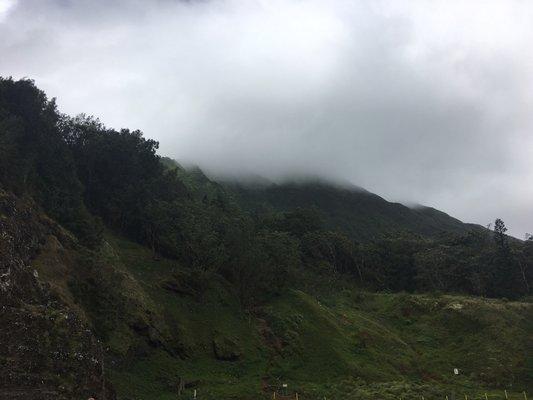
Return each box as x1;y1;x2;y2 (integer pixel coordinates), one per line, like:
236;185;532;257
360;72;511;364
1;0;532;237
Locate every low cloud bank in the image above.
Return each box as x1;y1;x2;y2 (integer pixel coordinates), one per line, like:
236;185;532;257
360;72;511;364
1;0;532;237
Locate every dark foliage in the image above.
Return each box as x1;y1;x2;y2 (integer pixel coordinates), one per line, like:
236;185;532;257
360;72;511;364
0;77;531;304
0;78;101;245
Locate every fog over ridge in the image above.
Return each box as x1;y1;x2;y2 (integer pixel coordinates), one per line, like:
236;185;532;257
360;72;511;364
1;0;532;237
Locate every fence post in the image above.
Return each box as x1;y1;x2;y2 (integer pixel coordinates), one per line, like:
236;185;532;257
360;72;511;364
296;393;299;400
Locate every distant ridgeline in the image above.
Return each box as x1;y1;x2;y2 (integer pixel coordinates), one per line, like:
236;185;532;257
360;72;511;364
222;178;481;242
0;77;532;399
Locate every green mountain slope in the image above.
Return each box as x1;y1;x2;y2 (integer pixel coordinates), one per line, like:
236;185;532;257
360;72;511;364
7;193;529;400
104;234;533;399
2;78;531;400
224;180;483;242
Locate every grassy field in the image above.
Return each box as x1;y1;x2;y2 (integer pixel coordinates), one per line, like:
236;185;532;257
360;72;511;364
103;234;532;400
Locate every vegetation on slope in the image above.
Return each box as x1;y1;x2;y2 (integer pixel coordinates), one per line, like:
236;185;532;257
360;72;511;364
0;190;111;400
1;77;532;399
225;180;478;242
1;77;531;301
105;233;533;399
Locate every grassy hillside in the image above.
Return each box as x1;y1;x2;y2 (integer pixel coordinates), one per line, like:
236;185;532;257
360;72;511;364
3;78;531;400
162;159;482;242
102;233;532;400
4;185;531;400
225;180;482;242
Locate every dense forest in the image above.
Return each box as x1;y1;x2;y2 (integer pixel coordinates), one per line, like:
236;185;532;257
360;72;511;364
1;77;530;304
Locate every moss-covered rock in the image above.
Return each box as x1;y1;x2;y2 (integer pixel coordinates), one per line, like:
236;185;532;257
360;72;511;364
0;190;115;399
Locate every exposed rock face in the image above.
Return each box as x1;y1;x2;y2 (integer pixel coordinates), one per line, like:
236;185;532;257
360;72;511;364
0;190;115;400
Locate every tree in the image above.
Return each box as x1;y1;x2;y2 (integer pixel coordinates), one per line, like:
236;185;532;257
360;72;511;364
493;218;508;251
0;78;100;246
225;229;300;307
414;232;491;296
301;231;362;279
516;235;532;295
359;236;423;292
271;207;324;237
490;219;527;299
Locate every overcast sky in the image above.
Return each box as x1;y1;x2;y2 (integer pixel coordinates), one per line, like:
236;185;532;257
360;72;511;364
1;0;532;237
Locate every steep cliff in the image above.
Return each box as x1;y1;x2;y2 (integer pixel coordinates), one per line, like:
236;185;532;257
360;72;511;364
0;190;113;400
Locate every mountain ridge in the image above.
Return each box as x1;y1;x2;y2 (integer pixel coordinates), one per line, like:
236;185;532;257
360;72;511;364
1;77;531;400
161;157;484;242
219;177;485;242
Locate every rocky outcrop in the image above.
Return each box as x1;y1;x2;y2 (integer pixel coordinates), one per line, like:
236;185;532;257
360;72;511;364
0;190;115;400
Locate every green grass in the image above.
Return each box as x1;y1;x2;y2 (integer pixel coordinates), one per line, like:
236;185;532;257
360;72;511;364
106;233;269;399
104;233;533;400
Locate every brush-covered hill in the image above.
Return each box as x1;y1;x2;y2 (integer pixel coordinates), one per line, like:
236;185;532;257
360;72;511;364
3;194;531;399
1;77;532;399
222;179;482;242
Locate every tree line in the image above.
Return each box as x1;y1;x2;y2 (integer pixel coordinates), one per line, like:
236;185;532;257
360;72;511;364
0;77;530;305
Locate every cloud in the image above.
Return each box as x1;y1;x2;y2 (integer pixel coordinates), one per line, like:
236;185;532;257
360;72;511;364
1;0;533;237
